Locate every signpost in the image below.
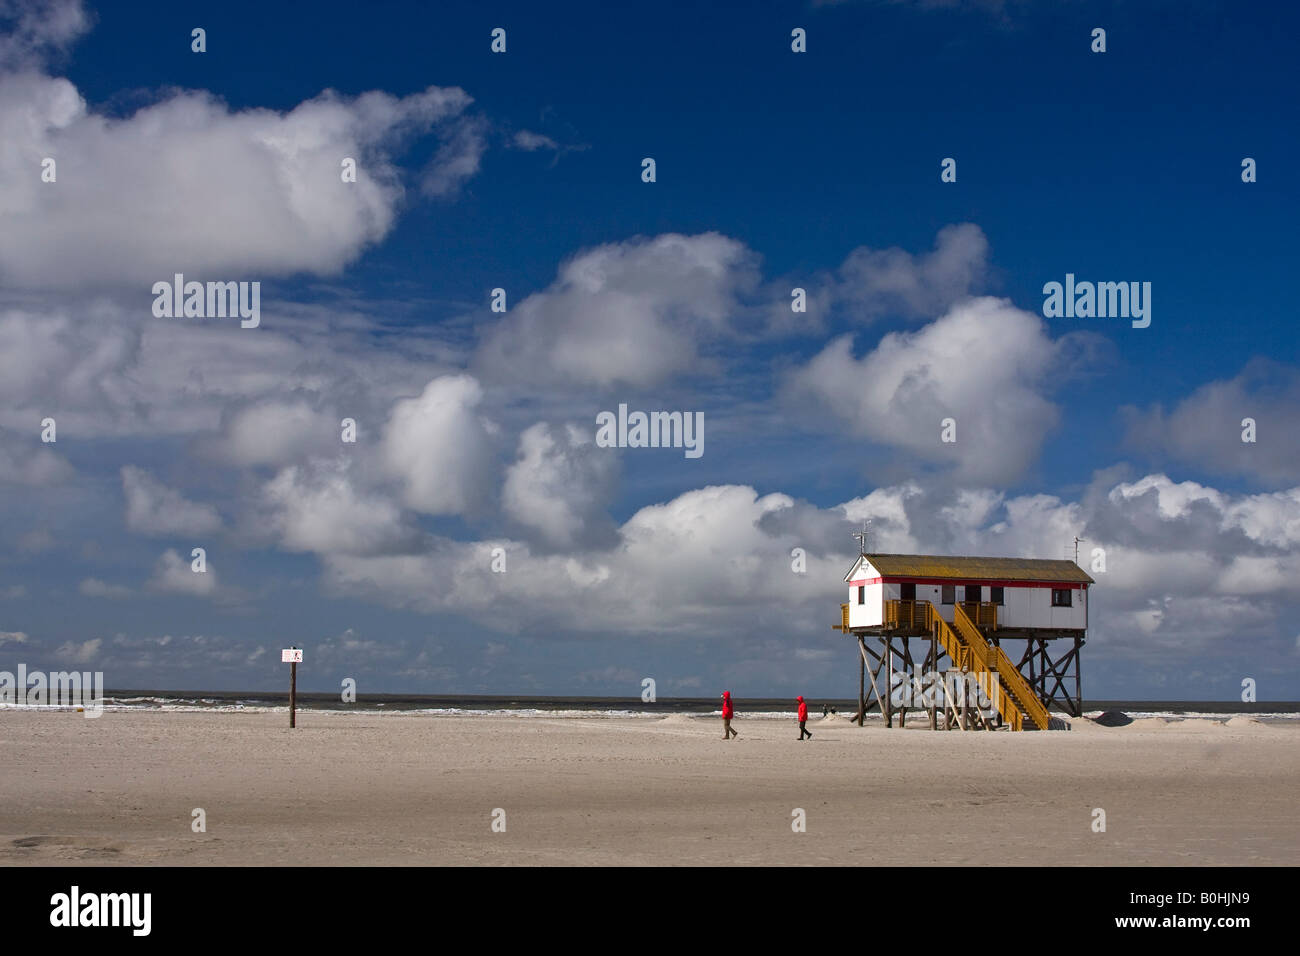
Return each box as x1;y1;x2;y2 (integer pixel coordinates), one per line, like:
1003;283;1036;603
282;647;303;728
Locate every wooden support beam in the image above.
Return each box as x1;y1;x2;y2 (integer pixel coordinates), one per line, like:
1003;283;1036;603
1026;640;1036;703
943;672;961;730
859;638;887;726
961;670;970;731
885;638;894;728
932;666;950;730
1040;641;1083;717
857;636;866;725
900;636;911;729
1075;635;1083;717
1041;648;1070;709
928;633;938;730
1039;640;1048;702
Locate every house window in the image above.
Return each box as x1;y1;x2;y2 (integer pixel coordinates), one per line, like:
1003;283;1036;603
858;585;865;605
989;586;1004;606
963;584;981;603
1051;588;1072;607
941;585;955;605
901;583;916;601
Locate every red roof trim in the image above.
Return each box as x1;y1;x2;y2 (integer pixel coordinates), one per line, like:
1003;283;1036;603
849;576;1086;590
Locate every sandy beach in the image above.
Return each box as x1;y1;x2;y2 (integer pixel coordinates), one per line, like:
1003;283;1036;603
1;710;1296;866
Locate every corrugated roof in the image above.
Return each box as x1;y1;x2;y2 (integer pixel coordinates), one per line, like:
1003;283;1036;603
849;553;1095;584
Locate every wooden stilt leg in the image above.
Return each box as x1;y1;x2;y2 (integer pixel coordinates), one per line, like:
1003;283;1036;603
860;639;887;726
1075;635;1083;717
929;632;938;730
961;671;970;731
900;637;909;729
857;636;866;725
1028;640;1036;707
885;639;894;728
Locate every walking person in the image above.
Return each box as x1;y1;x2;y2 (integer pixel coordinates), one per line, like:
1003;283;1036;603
721;691;738;740
797;695;812;740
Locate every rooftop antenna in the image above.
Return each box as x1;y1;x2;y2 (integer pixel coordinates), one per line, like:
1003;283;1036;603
1069;536;1085;564
852;519;871;556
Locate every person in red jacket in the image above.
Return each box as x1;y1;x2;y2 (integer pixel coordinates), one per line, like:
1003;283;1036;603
721;691;738;740
797;695;812;740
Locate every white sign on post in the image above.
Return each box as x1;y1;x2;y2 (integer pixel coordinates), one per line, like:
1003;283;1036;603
281;648;303;663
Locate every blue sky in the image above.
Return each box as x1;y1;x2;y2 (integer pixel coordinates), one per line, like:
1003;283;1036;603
1;0;1298;701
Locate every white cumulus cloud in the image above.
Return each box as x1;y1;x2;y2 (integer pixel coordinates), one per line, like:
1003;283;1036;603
787;297;1062;482
263;457;421;556
0;66;480;286
502;422;618;549
147;548;217;596
476;232;759;388
121;466;221;536
380;375;496;516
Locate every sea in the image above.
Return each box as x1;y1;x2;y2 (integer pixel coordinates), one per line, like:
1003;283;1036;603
4;691;1298;723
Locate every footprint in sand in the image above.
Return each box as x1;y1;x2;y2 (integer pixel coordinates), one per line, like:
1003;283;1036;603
10;835;124;857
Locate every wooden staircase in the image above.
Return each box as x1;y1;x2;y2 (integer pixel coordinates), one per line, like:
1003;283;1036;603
834;598;1055;731
945;602;1051;730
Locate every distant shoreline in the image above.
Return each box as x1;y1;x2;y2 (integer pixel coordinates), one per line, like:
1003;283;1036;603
6;690;1295;718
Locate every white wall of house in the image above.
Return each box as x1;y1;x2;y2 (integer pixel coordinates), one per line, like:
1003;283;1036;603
846;583;883;627
845;558;1089;631
846;559;882;628
975;584;1087;630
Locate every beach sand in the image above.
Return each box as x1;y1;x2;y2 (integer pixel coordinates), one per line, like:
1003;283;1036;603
1;709;1296;866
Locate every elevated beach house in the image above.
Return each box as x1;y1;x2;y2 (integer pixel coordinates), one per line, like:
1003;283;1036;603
835;553;1095;730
